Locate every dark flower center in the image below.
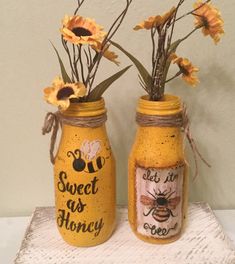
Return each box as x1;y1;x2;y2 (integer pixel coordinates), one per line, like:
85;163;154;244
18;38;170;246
57;87;74;100
72;27;92;37
179;65;189;76
202;17;209;29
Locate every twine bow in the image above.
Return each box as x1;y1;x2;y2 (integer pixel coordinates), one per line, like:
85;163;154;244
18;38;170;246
181;105;211;180
42;111;107;164
42;112;60;164
136;104;211;180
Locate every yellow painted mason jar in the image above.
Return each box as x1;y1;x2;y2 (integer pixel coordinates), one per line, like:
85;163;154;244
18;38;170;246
54;98;116;247
128;94;188;244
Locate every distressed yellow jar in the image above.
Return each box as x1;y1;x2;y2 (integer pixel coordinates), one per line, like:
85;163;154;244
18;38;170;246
54;98;116;247
128;94;188;244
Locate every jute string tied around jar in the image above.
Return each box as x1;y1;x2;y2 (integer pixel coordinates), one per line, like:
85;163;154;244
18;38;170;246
42;111;107;165
136;104;211;180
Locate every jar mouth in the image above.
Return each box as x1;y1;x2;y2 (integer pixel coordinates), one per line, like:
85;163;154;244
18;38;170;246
137;94;182;116
62;98;106;117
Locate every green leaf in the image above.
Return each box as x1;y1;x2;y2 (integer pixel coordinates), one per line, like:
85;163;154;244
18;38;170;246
169;39;181;53
110;41;152;89
50;41;71;83
88;65;132;101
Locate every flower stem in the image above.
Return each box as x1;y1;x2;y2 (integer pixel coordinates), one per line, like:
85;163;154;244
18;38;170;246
173;0;211;24
72;44;80;82
165;71;182;83
180;26;201;43
78;45;85;84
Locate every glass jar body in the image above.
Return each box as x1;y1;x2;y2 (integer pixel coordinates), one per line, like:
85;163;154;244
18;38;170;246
128;95;188;244
54;100;116;247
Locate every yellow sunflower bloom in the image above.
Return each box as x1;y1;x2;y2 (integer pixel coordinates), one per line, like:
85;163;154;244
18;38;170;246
61;15;106;45
44;76;87;111
172;54;199;87
193;0;224;44
92;42;120;66
134;7;176;31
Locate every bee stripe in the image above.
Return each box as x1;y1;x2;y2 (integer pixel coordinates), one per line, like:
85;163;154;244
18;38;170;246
157;210;169;215
87;162;95;173
154;216;169;222
97;157;103;170
85;157;105;173
156;213;169;218
153;209;170;222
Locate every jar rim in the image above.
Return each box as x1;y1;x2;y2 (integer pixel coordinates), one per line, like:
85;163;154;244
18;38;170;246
62;97;106;117
137;94;182;116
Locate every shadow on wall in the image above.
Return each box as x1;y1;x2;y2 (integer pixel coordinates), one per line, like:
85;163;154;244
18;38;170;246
170;63;234;128
107;93;138;205
169;63;235;208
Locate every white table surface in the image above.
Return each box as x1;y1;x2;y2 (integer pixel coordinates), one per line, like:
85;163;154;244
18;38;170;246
0;209;235;264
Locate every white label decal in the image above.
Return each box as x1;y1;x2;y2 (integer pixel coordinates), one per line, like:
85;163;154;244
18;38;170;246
136;164;184;238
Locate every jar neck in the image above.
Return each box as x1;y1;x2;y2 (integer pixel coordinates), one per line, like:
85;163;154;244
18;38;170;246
137;94;182;116
62;98;106;117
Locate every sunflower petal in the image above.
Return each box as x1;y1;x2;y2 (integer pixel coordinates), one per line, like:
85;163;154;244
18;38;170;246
193;0;224;44
172;54;199;87
43;78;87;110
61;15;106;46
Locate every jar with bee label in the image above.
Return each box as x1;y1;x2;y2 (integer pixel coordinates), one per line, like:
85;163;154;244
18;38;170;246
128;94;188;244
53;98;116;247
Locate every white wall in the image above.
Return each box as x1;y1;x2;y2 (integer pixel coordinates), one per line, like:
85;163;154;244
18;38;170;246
0;0;235;216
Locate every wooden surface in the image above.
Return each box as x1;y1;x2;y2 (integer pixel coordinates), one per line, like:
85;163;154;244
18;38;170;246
14;203;235;264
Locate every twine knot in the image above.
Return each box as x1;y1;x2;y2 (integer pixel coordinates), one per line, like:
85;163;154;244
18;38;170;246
42;112;61;164
136;104;211;180
42;111;107;164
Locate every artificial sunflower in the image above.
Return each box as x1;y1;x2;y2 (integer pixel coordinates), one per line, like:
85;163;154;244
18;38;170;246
92;42;120;66
44;76;86;110
172;54;199;87
193;0;224;44
134;7;176;31
61;15;106;45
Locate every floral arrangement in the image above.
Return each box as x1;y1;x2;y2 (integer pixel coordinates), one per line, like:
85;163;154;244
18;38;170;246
43;0;132;110
112;0;224;101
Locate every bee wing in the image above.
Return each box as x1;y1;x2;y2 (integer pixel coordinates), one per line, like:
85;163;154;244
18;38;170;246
140;195;155;206
168;196;181;210
80;140;90;157
88;140;101;160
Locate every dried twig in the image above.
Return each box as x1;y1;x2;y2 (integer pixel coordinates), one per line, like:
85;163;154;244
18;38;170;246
85;0;132;99
146;0;211;100
61;37;76;82
74;0;85;15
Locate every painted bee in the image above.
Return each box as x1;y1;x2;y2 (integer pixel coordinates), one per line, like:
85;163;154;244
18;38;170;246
67;140;105;173
140;189;180;223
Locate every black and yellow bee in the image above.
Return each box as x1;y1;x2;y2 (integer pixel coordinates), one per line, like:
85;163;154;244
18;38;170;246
67;140;105;173
140;188;180;222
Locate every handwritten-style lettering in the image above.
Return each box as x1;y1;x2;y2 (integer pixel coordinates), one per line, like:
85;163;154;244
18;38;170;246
57;209;104;237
